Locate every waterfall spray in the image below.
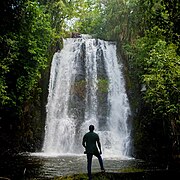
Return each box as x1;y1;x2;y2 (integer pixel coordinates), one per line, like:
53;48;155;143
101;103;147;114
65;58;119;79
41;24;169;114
42;36;131;158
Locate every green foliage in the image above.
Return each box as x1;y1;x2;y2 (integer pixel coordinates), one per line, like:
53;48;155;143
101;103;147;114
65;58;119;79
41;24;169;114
0;77;9;104
16;0;52;103
125;26;180;119
98;79;109;93
72;0;103;35
142;40;180;116
0;1;54;151
94;0;142;41
133;0;180;54
74;80;86;98
42;0;101;35
0;0;53;108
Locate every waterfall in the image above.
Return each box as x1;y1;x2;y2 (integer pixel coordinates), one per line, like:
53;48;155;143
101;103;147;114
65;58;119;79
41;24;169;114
42;36;131;158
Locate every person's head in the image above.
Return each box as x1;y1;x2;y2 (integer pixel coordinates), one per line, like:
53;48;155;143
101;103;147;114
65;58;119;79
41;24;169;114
89;125;94;132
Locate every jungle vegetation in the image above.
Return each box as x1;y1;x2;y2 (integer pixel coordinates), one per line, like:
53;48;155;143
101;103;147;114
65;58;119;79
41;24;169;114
0;0;179;163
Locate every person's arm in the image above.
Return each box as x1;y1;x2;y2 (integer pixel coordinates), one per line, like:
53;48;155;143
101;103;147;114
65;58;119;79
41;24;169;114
97;138;102;154
82;135;87;154
82;135;86;148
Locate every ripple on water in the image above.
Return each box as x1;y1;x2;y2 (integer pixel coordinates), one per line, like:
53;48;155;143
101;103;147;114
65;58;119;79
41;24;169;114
0;153;165;179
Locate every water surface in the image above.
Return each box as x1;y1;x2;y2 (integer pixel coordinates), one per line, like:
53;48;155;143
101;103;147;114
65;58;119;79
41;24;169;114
0;153;164;180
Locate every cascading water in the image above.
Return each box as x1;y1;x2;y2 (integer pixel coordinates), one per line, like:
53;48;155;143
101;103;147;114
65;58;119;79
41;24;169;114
42;36;131;158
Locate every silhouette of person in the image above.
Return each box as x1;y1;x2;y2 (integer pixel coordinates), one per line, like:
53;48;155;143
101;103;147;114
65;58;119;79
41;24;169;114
82;125;105;180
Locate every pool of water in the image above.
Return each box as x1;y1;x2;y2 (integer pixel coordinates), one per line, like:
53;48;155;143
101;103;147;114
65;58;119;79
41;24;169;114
0;153;166;180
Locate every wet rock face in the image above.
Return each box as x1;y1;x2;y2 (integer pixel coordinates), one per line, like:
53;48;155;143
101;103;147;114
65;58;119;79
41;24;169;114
68;42;86;129
96;46;109;130
71;32;82;38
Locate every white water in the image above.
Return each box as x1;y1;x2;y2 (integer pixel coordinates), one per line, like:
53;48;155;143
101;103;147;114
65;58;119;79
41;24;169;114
42;36;131;158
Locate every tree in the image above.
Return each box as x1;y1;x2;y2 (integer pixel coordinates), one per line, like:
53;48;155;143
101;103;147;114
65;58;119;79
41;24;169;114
0;0;53;152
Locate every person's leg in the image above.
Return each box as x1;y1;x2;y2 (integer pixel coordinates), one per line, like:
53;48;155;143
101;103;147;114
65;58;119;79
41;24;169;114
94;154;105;171
87;154;93;180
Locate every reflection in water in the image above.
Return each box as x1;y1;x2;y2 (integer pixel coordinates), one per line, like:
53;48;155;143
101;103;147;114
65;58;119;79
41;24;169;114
0;153;166;180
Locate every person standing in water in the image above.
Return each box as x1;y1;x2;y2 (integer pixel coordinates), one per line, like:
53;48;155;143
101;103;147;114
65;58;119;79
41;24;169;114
82;125;105;180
